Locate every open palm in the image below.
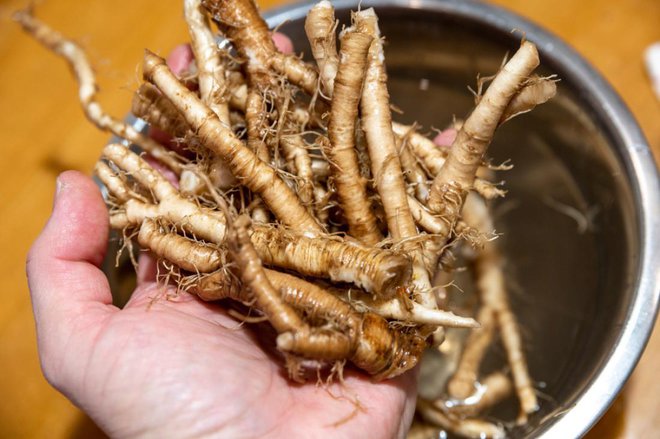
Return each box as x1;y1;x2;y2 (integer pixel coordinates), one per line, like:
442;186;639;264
26;171;417;438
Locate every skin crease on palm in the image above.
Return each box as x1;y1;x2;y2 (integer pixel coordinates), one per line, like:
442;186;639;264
25;33;456;439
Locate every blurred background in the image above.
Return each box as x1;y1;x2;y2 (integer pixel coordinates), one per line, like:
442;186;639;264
0;0;658;437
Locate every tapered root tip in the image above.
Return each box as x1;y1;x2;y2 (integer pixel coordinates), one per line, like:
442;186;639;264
458;316;481;329
143;49;165;81
521;41;539;64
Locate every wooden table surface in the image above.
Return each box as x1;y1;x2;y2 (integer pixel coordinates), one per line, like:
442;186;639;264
1;0;658;437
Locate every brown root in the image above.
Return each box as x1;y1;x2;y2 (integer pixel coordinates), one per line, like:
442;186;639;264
305;0;339;96
428;42;540;217
326;28;382;245
249;225;412;298
462;193;538;421
416;398;505;439
447;305;496;399
137;218;224;273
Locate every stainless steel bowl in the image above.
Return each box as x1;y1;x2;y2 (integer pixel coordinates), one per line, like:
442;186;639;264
262;0;659;437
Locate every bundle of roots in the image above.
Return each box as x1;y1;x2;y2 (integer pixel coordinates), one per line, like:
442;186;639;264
17;0;557;437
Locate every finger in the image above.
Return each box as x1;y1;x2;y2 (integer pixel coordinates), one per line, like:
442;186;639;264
433;128;457;147
136;251;158;286
166;43;195;76
27;172;116;348
272;31;294;54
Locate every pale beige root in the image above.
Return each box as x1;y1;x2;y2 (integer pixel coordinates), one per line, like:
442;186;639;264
353;9;439;309
244;89;272;164
462;193;538;420
143;51;323;234
325;29;382;245
428;42;540;219
14;9;183;173
416;399;505;439
95;161;133;203
354;9;416;243
392;122;448;176
447;305;496;399
398;133;431;202
499;304;537;423
131;82;237;195
244;88;272;223
499;75;557;124
473;178;506;200
270;52;320;97
131;84;234;196
193;157;238;194
445;372;513;417
279;134;315;207
273;271;362;334
249;225;412;298
354;294;479;328
407;195;450;236
304;0;339;96
190;266;356;327
184;0;237;194
184;0;230;126
137;218;224;273
392;122;498;201
102;143;227;243
132;83;190;139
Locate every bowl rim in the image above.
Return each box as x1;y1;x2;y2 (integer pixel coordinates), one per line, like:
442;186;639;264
264;0;660;437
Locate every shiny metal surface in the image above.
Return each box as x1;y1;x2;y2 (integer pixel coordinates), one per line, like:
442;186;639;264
263;1;660;437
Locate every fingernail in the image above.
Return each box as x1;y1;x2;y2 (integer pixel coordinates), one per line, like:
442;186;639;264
53;175;66;207
55;177;63;197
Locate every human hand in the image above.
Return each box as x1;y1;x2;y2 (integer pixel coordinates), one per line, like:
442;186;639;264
25;34;450;439
27;171;419;439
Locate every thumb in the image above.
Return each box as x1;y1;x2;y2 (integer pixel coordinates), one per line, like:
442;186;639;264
27;171;116;371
